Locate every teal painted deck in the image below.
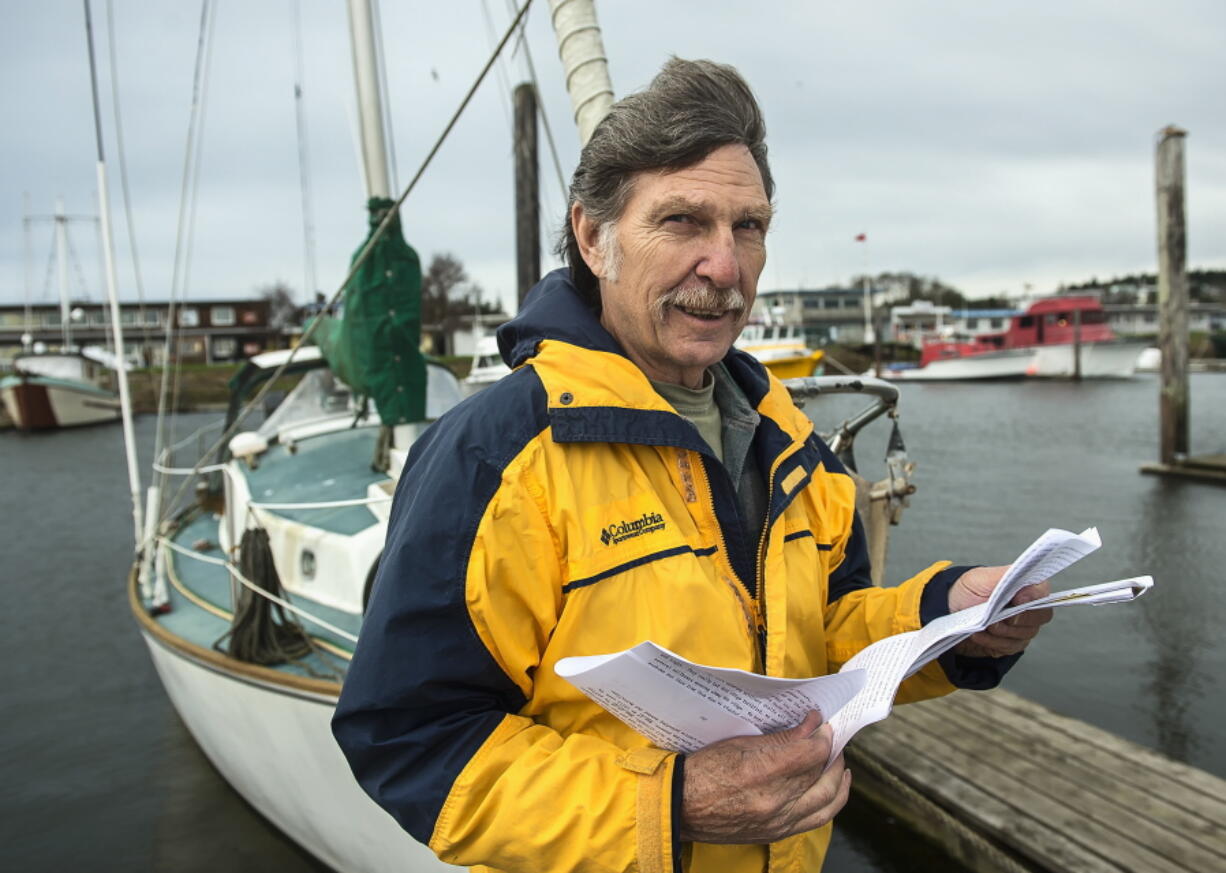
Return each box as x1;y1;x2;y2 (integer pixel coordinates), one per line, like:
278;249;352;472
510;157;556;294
160;511;359;678
246;425;387;535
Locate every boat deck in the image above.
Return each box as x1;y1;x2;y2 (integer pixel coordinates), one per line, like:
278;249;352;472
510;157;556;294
848;689;1226;873
246;425;387;534
160;511;360;676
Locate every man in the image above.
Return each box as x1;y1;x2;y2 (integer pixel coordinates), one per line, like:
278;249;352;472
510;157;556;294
333;58;1051;873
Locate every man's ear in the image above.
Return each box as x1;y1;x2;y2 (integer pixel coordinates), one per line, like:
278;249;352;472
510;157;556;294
571;202;605;278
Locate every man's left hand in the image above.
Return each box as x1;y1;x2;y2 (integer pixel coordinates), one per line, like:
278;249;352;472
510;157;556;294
948;565;1054;659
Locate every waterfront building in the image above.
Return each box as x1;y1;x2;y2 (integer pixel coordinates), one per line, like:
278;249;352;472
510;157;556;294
0;298;288;366
753;287;870;347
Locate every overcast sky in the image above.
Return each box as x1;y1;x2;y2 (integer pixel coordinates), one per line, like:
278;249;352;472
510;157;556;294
3;0;1224;315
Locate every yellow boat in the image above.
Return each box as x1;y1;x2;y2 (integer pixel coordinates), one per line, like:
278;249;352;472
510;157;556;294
735;323;825;378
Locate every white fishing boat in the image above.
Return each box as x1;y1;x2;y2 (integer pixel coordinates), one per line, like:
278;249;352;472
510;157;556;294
885;295;1148;381
113;3;919;871
463;333;512;394
2;199;123;431
1;347;123;430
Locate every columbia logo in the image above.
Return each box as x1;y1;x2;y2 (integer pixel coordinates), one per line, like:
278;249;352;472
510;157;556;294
599;511;666;546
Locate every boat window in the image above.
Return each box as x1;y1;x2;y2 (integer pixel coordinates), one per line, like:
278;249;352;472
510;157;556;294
1019;316;1034;328
254;360;464;439
257;368;357;437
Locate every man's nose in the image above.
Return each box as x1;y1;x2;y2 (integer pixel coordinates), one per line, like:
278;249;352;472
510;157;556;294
695;228;740;288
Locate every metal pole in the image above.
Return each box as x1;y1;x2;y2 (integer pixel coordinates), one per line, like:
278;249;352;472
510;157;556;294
514;82;540;305
84;0;143;545
346;0;391;199
1155;125;1189;465
22;192;33;350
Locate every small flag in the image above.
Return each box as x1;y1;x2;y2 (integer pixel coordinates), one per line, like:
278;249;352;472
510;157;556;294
854;233;867;242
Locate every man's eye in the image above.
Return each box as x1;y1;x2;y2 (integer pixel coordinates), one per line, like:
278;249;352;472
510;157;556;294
736;218;764;231
664;214;693;224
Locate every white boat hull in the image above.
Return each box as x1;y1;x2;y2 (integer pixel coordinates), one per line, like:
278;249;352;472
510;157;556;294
1028;341;1148;378
886;348;1035;381
1;378;120;429
138;628;456;873
888;341;1147;382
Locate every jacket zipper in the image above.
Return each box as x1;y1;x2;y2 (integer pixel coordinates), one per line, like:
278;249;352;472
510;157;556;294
696;450;766;671
753;439;806;677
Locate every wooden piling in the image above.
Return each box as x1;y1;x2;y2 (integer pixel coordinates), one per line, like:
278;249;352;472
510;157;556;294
514;82;540;306
1155;126;1189;465
1072;308;1082;381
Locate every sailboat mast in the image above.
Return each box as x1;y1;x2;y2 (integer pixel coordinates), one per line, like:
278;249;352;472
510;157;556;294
55;197;71;349
346;0;391;199
83;0;143;546
548;0;614;146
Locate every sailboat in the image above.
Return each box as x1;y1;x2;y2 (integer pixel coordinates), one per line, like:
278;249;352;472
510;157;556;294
1;200;124;430
115;3;919;870
116;2;473;869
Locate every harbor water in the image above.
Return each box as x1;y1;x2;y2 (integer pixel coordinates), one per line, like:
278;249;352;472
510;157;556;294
3;374;1224;872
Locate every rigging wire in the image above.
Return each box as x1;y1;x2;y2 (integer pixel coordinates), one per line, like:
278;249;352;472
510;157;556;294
290;0;319;303
105;0;151;357
503;0;567;202
501;0;569;280
169;0;220;437
64;231;95;303
480;0;516;132
158;0;537;518
39;235;57;308
153;0;215;520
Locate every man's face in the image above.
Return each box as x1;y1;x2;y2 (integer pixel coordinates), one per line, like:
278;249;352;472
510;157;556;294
576;144;772;389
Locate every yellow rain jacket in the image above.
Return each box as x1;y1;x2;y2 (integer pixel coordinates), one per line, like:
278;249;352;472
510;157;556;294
334;270;1003;873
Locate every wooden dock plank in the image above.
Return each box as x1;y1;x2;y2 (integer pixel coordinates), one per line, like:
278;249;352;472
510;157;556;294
934;694;1226;850
951;690;1226;815
847;689;1226;873
847;735;1120;873
854;715;1186;873
896;701;1226;871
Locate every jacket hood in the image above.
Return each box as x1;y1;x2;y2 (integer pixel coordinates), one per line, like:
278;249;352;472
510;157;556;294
496;268;620;368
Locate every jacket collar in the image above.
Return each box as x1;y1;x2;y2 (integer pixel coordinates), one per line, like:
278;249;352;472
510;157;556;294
497;268;811;449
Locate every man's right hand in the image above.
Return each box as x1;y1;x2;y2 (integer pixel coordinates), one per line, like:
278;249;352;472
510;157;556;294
678;711;850;844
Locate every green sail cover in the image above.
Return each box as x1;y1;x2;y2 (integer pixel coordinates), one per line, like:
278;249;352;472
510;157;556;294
313;197;426;424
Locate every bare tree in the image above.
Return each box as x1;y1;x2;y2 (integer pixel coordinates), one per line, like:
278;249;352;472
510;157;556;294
421;253;502;325
260;281;300;331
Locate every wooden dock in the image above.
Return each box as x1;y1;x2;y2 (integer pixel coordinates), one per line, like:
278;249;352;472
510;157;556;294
846;689;1226;873
1141;453;1226;486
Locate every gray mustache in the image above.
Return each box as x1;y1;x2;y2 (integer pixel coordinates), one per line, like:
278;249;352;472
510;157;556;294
652;283;746;320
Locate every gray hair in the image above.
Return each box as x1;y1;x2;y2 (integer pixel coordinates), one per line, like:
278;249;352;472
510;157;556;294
558;57;774;308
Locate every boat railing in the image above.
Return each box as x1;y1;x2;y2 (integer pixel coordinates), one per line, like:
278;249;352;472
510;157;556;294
247;495;392;511
783;375;900;458
156;534;359;647
784;375;914;586
141;450;394;659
